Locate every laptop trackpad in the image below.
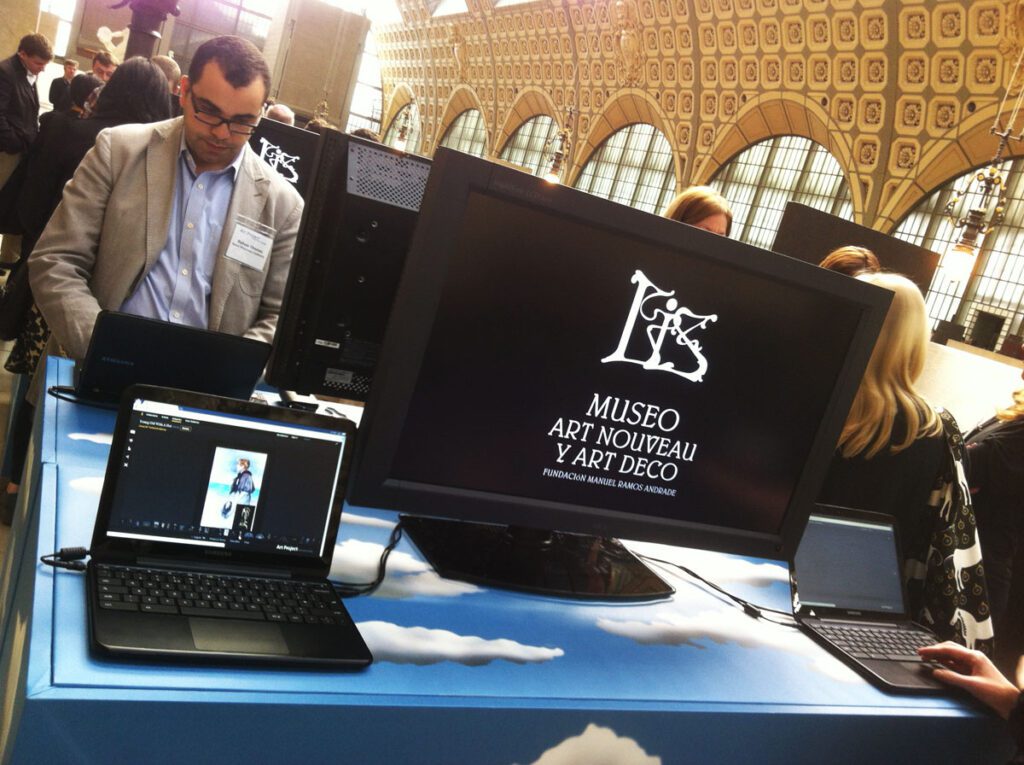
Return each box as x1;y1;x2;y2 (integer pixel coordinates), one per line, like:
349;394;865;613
189;618;289;655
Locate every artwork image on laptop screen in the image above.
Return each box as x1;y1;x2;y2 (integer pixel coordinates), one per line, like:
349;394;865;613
199;447;269;533
104;398;347;558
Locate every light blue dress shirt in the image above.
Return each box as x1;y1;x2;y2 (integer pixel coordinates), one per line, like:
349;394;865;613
120;136;244;327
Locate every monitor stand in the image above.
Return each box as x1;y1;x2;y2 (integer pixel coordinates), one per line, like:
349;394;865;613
400;515;674;601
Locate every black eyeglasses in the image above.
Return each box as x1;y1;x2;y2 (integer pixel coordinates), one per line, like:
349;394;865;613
188;90;259;135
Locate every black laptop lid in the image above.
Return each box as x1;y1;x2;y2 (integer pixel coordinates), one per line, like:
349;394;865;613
76;311;271;401
792;506;908;619
90;385;356;578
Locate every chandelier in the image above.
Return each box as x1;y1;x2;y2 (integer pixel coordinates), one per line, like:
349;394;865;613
941;46;1024;283
543;107;575;184
394;108;412;152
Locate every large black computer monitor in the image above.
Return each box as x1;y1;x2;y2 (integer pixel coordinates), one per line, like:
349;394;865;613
772;202;940;294
266;131;432;400
348;149;892;598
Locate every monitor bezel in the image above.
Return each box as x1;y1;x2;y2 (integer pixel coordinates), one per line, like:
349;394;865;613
348;148;892;563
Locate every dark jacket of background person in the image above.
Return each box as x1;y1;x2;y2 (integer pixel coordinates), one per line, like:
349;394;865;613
48;75;70;113
17;58;171;257
54;72;102;118
966;399;1024;657
3;57;171;380
818;411;946;562
0;53;41;154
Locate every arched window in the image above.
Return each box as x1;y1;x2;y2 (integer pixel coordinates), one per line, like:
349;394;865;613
893;158;1024;351
438;109;487;157
345;27;382;135
382;103;422;154
169;0;282;75
573;123;676;215
499;115;559;177
710;135;852;250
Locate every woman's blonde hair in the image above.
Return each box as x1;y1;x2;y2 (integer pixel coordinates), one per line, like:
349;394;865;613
997;387;1024;421
819;245;881;277
662;186;733;235
837;272;942;458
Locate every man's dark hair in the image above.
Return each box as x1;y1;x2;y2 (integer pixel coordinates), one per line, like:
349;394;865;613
68;73;102;110
18;34;53;60
188;36;271;98
93;57;172;123
92;50;115;67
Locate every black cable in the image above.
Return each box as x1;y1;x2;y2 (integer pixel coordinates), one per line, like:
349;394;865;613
640;553;798;627
333;520;405;598
41;546;90;572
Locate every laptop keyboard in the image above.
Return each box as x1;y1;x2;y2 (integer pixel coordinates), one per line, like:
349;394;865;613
814;623;937;661
93;565;349;625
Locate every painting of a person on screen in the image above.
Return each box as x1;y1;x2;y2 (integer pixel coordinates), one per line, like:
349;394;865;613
200;448;268;531
229;459;255;507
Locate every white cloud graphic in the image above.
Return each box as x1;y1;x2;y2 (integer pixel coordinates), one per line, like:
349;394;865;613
358;621;564;666
340;512;397;529
330;539;479;598
597;609;858;683
626;542;788;589
521;724;661;765
69;476;105;495
68;432;113;445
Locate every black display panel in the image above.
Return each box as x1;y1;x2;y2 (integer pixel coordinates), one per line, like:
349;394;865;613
266;130;431;400
794;511;905;614
772;202;940;295
349;149;892;565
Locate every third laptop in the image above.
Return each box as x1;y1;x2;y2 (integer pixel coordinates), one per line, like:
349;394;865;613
792;505;946;692
71;311;271;406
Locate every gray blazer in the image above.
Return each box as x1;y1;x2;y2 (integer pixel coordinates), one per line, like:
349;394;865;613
28;117;304;360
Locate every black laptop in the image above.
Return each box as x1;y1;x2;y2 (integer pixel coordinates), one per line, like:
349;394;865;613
86;385;372;668
69;311;271;405
791;505;946;692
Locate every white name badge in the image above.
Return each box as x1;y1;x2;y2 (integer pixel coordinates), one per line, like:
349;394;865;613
225;216;275;270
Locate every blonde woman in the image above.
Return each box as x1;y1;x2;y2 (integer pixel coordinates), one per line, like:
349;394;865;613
662;185;732;236
818;273;991;650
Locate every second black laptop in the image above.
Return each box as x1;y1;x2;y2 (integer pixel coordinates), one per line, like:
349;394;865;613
86;385;372;668
792;506;946;693
71;311;271;405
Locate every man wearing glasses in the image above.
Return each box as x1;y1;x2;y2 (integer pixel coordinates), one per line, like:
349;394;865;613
28;36;303;362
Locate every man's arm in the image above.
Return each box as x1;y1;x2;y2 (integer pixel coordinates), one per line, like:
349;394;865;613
27;130;114;360
243;194;304;344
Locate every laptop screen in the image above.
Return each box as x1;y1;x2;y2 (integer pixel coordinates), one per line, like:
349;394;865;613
794;512;905;614
101;395;348;560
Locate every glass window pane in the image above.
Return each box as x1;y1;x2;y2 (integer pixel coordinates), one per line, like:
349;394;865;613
573;123;676;214
499;115;558;177
382;104;421;153
894;158;1024;348
439;110;487;157
710;135;851;249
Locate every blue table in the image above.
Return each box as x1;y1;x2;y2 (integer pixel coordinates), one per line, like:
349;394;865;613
0;359;1015;764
